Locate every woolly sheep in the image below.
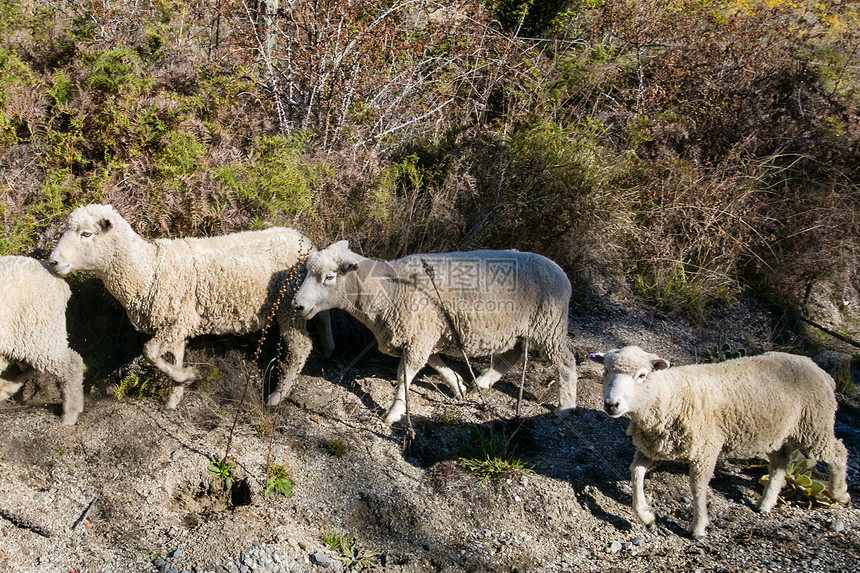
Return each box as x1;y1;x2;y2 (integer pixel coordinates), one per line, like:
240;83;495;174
0;256;84;425
49;204;334;409
588;346;851;539
293;241;577;424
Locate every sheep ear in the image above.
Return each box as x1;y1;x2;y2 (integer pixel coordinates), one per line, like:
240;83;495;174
588;353;605;364
333;240;349;250
339;261;359;274
651;357;670;371
98;218;113;233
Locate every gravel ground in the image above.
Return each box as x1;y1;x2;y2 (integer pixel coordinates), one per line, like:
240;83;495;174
1;295;859;573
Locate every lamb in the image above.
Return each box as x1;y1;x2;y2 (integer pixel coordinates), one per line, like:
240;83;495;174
588;346;851;539
293;240;577;424
0;256;84;425
48;204;333;409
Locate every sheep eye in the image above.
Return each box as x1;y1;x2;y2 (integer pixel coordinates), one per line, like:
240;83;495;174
80;231;93;239
635;371;647;382
323;273;336;284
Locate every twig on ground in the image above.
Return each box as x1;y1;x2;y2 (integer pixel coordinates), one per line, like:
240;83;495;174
0;507;53;538
71;494;99;530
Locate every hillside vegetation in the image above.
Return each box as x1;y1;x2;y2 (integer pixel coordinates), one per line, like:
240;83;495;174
1;0;858;332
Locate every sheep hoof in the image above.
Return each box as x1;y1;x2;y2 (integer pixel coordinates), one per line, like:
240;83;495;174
165;386;185;410
176;367;198;383
266;391;284;406
383;406;405;425
637;511;656;527
554;406;575;419
60;413;79;426
687;523;708;540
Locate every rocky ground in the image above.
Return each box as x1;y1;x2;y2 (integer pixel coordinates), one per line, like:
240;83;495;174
1;290;859;573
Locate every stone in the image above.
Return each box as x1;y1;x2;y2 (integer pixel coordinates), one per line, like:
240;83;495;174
310;551;331;567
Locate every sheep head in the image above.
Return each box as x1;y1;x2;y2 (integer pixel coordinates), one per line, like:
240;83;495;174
295;240;397;319
49;204;127;276
294;240;363;319
589;346;669;417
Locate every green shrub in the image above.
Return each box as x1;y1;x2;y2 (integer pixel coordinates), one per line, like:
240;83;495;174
323;438;349;457
456;426;533;485
320;531;379;568
208;456;235;492
111;365;159;401
758;449;842;508
264;464;294;498
154;130;206;182
707;343;747;363
216;133;327;224
85;48;147;96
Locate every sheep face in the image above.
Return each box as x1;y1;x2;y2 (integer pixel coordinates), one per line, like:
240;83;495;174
50;205;120;275
294;240;360;319
589;346;669;417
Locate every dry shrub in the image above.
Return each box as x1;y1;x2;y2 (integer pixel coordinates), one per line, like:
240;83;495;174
1;0;858;330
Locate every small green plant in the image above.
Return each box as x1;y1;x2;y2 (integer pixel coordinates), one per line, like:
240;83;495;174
196;366;223;390
320;531;380;569
208;456;234;492
633;264;708;317
112;367;159;400
440;406;460;424
707;343;746;363
758;449;841;508
254;418;274;438
324;438;349;457
456;426;534;485
264;464;294;498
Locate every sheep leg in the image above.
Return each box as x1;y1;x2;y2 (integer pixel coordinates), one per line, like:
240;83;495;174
144;334;197;387
556;347;578;417
144;337;194;410
822;439;851;505
267;323;313;406
630;449;658;527
758;444;791;513
426;354;466;397
312;311;335;359
0;357;28;402
384;351;426;425
688;455;718;539
474;345;523;390
53;350;85;426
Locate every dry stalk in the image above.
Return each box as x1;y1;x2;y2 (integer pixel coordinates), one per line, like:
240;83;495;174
0;508;53;538
420;259;503;423
221;244;313;470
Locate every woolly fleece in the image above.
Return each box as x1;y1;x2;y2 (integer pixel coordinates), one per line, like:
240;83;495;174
295;241;577;424
49;204;332;409
0;256;84;425
590;346;850;539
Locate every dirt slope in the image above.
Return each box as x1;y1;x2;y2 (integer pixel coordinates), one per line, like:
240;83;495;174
1;295;858;573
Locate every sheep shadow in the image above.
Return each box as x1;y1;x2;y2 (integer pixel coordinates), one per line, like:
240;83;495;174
392;409;639;533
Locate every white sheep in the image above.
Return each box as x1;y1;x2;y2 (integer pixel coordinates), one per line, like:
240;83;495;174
293;241;577;424
0;256;84;425
49;204;333;409
588;346;851;539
